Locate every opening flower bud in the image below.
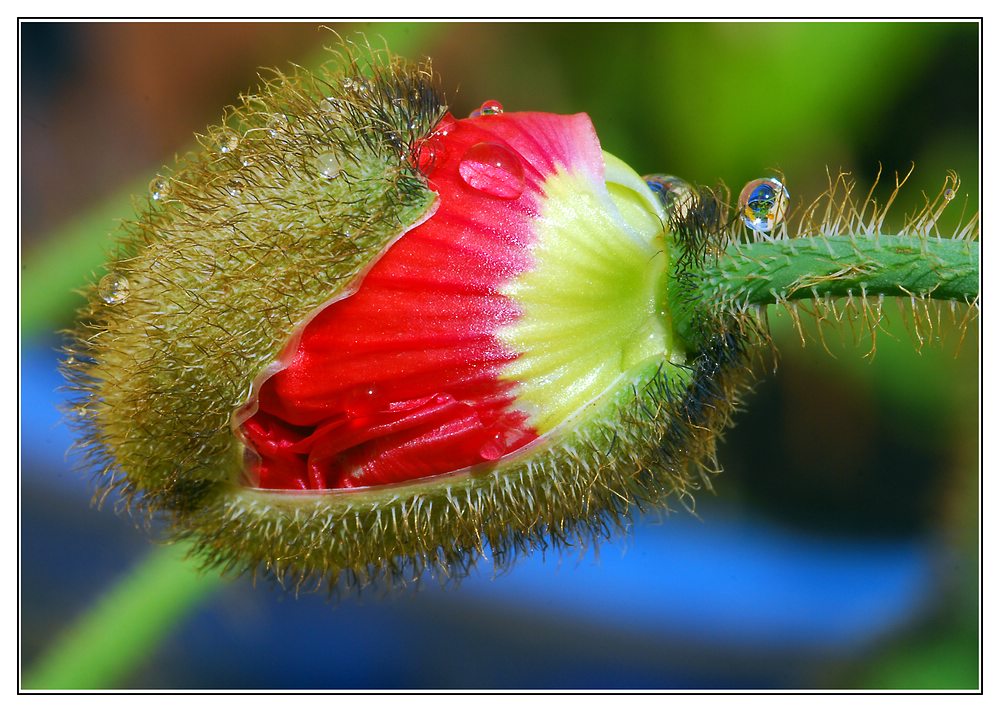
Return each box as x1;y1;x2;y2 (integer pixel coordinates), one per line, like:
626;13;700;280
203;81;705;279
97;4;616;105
65;46;750;591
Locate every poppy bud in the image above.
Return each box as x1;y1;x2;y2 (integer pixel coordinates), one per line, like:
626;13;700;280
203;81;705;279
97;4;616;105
66;45;749;591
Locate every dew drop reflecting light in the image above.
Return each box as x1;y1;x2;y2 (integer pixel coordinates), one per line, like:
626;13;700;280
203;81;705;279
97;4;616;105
98;273;130;305
458;142;525;200
469;100;504;119
739;177;789;233
149;177;170;201
643;174;694;217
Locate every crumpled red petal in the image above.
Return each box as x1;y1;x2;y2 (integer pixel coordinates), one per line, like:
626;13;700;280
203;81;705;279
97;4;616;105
241;110;605;489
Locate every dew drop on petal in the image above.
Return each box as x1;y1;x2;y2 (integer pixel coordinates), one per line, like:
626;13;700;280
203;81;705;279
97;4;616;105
739;177;789;232
479;427;508;461
944;188;955;201
317;152;341;179
469;99;504;119
458;142;525;199
433;114;458;137
98;273;130;305
643;174;694;217
415;137;445;175
345;384;386;418
149;176;170;201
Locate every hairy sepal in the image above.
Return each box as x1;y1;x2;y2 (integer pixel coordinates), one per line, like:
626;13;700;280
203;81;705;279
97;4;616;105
63;45;444;514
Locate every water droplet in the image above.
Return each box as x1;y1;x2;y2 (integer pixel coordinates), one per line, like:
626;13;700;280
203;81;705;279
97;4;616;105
342;76;369;94
469;99;504;118
218;132;239;155
386;131;406;153
98;273;130;305
267;113;287;138
415;137;445;174
643;174;694;216
458;142;525;200
479;427;508;461
149;176;170;201
944;188;955;201
317;152;341;180
738;177;789;232
225;179;244;198
345;384;386;418
433;114;458;137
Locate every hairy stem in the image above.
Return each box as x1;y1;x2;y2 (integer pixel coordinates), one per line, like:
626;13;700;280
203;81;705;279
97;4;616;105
697;235;979;308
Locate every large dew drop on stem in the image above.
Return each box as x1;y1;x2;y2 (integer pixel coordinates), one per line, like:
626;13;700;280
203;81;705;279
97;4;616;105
739;177;789;233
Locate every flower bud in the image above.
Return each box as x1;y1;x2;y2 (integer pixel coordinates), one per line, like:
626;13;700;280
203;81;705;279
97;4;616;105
65;45;750;591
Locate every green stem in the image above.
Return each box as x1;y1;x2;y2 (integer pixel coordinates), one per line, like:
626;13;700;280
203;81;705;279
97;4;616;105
22;543;222;690
698;235;979;307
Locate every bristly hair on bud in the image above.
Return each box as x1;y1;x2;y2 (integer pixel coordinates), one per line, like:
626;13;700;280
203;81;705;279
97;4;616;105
62;38;978;597
63;40;447;515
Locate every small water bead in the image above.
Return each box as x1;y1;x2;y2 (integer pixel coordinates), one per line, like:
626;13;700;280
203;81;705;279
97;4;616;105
386;131;406;154
225;179;244;198
458;142;525;200
98;273;130;305
317;152;342;180
341;77;369;94
433;114;458;137
267;113;288;138
944;188;956;201
479;426;509;461
344;384;387;418
468;99;504;119
415;136;445;174
149;176;170;201
738;177;789;233
218;132;240;155
643;174;694;217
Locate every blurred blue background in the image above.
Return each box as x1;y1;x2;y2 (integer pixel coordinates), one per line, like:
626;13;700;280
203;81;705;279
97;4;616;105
21;21;980;689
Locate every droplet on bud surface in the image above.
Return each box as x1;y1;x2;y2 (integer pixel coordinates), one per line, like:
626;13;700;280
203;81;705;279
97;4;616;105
98;273;130;305
149;177;170;201
433;114;458;137
738;177;789;233
458;142;525;199
218;132;240;155
317;152;341;179
344;384;387;419
478;427;508;461
643;174;694;217
267;113;288;138
415;137;445;175
226;180;244;198
469;99;504;118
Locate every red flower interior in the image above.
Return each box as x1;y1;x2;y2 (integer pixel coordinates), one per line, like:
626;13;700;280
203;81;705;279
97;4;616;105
240;110;602;489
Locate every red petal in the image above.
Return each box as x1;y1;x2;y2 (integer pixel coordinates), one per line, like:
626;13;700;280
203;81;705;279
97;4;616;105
242;110;605;489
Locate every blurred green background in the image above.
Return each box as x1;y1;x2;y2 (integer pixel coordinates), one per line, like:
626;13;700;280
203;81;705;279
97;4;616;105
21;21;979;689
